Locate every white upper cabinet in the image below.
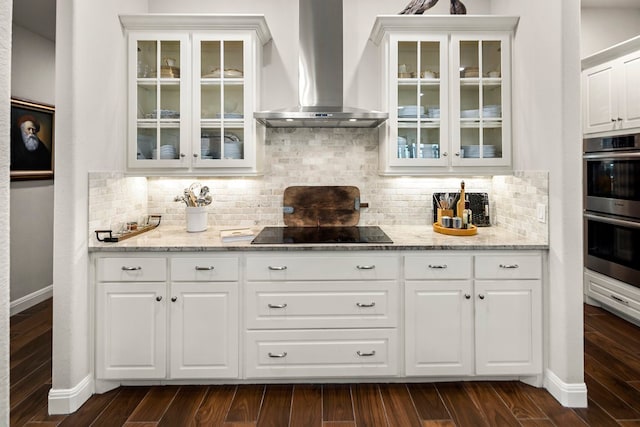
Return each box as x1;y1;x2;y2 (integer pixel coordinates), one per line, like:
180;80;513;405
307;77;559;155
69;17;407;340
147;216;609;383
370;16;518;175
120;15;271;175
582;36;640;135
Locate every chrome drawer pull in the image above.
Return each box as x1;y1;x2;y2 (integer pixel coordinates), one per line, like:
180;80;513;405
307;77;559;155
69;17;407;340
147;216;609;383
356;265;376;270
121;266;142;271
357;350;376;357
195;266;215;271
268;352;288;358
499;264;519;269
356;302;376;308
428;264;447;269
268;303;288;309
610;295;630;305
268;266;288;271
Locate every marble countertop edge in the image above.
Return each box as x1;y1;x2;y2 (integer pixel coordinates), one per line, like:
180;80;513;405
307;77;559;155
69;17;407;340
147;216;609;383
88;225;548;252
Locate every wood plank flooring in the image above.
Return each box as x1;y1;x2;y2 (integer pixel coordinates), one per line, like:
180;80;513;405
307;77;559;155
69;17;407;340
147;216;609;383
9;299;640;426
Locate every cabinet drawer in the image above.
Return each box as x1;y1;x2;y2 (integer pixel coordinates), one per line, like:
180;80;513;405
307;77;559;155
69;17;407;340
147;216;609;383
474;254;541;279
585;270;640;318
171;257;239;282
245;329;398;378
404;255;472;280
245;282;398;329
246;255;398;281
97;258;167;282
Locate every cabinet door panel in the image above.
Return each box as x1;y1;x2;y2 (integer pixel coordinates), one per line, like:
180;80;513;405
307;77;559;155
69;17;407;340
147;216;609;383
405;281;473;376
96;283;166;379
170;282;238;378
474;280;542;375
620;53;640;128
583;63;616;134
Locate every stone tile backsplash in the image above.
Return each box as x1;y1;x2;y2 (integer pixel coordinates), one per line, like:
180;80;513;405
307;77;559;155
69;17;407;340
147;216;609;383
89;129;548;244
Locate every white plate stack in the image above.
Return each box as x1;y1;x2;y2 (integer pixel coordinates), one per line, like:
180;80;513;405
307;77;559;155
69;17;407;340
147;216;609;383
482;105;501;118
398;105;425;118
461;145;497;158
160;144;177;159
224;141;243;159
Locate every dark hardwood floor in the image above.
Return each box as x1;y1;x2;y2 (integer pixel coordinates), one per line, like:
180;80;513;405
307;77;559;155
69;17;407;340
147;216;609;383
9;299;640;426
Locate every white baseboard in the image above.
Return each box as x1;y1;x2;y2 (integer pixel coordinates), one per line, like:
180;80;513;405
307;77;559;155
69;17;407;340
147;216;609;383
10;285;53;316
48;374;94;415
544;369;588;408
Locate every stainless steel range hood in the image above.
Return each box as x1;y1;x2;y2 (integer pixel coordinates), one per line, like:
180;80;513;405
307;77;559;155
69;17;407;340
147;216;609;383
254;0;388;128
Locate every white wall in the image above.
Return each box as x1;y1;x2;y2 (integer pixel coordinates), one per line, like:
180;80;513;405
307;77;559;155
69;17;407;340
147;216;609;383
581;7;640;58
1;0;13;424
10;24;55;306
49;0;148;413
490;0;585;405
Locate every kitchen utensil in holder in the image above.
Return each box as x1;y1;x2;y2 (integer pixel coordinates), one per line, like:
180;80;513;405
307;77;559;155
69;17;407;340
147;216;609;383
186;206;208;232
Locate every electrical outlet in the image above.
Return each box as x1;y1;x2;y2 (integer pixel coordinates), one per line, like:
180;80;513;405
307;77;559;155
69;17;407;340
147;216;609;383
536;203;546;223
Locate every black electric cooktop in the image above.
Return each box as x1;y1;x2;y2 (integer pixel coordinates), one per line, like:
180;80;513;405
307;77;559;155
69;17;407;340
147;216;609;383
251;226;393;245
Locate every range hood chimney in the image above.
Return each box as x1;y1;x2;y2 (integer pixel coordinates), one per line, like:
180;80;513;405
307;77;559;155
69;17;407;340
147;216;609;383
254;0;388;128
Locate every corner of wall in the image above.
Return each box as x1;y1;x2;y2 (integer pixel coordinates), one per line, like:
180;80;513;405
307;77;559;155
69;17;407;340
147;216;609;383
544;368;588;408
47;374;94;415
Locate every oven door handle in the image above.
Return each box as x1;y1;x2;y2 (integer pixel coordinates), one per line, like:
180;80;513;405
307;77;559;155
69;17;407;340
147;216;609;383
583;151;640;160
584;213;640;229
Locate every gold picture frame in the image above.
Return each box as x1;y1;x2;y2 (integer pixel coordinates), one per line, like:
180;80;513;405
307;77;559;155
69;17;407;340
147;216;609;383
10;98;55;180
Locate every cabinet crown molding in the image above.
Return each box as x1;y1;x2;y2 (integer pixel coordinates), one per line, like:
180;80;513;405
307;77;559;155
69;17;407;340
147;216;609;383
582;35;640;70
119;14;272;45
369;15;519;46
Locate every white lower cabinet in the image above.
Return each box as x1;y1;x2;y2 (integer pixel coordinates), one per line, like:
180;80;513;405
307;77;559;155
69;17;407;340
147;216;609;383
95;250;543;383
244;252;400;379
404;252;542;377
95;255;239;380
169;281;238;379
97;282;167;379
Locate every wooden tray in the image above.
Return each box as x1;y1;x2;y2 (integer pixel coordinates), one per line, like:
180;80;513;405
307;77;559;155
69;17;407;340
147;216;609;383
283;186;367;227
95;215;162;242
433;222;477;236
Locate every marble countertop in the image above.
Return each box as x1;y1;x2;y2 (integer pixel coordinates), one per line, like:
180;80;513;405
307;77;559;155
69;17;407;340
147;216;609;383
89;225;548;252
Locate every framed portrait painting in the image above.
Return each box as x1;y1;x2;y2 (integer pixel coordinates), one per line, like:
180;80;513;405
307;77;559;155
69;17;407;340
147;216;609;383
10;98;55;180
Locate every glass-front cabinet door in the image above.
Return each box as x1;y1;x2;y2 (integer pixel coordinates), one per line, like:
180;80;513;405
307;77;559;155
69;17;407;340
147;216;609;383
129;34;189;168
451;35;511;167
193;35;252;168
390;35;448;167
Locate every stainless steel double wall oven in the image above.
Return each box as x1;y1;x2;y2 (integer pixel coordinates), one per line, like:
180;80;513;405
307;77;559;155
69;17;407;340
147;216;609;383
583;133;640;288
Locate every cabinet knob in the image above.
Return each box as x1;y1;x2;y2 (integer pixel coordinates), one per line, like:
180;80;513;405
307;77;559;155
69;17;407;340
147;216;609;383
180;153;186;158
464;294;471;299
156;296;163;302
455;152;461;157
193;153;199;158
611;118;617;122
171;296;177;302
478;294;485;300
442;152;448;157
